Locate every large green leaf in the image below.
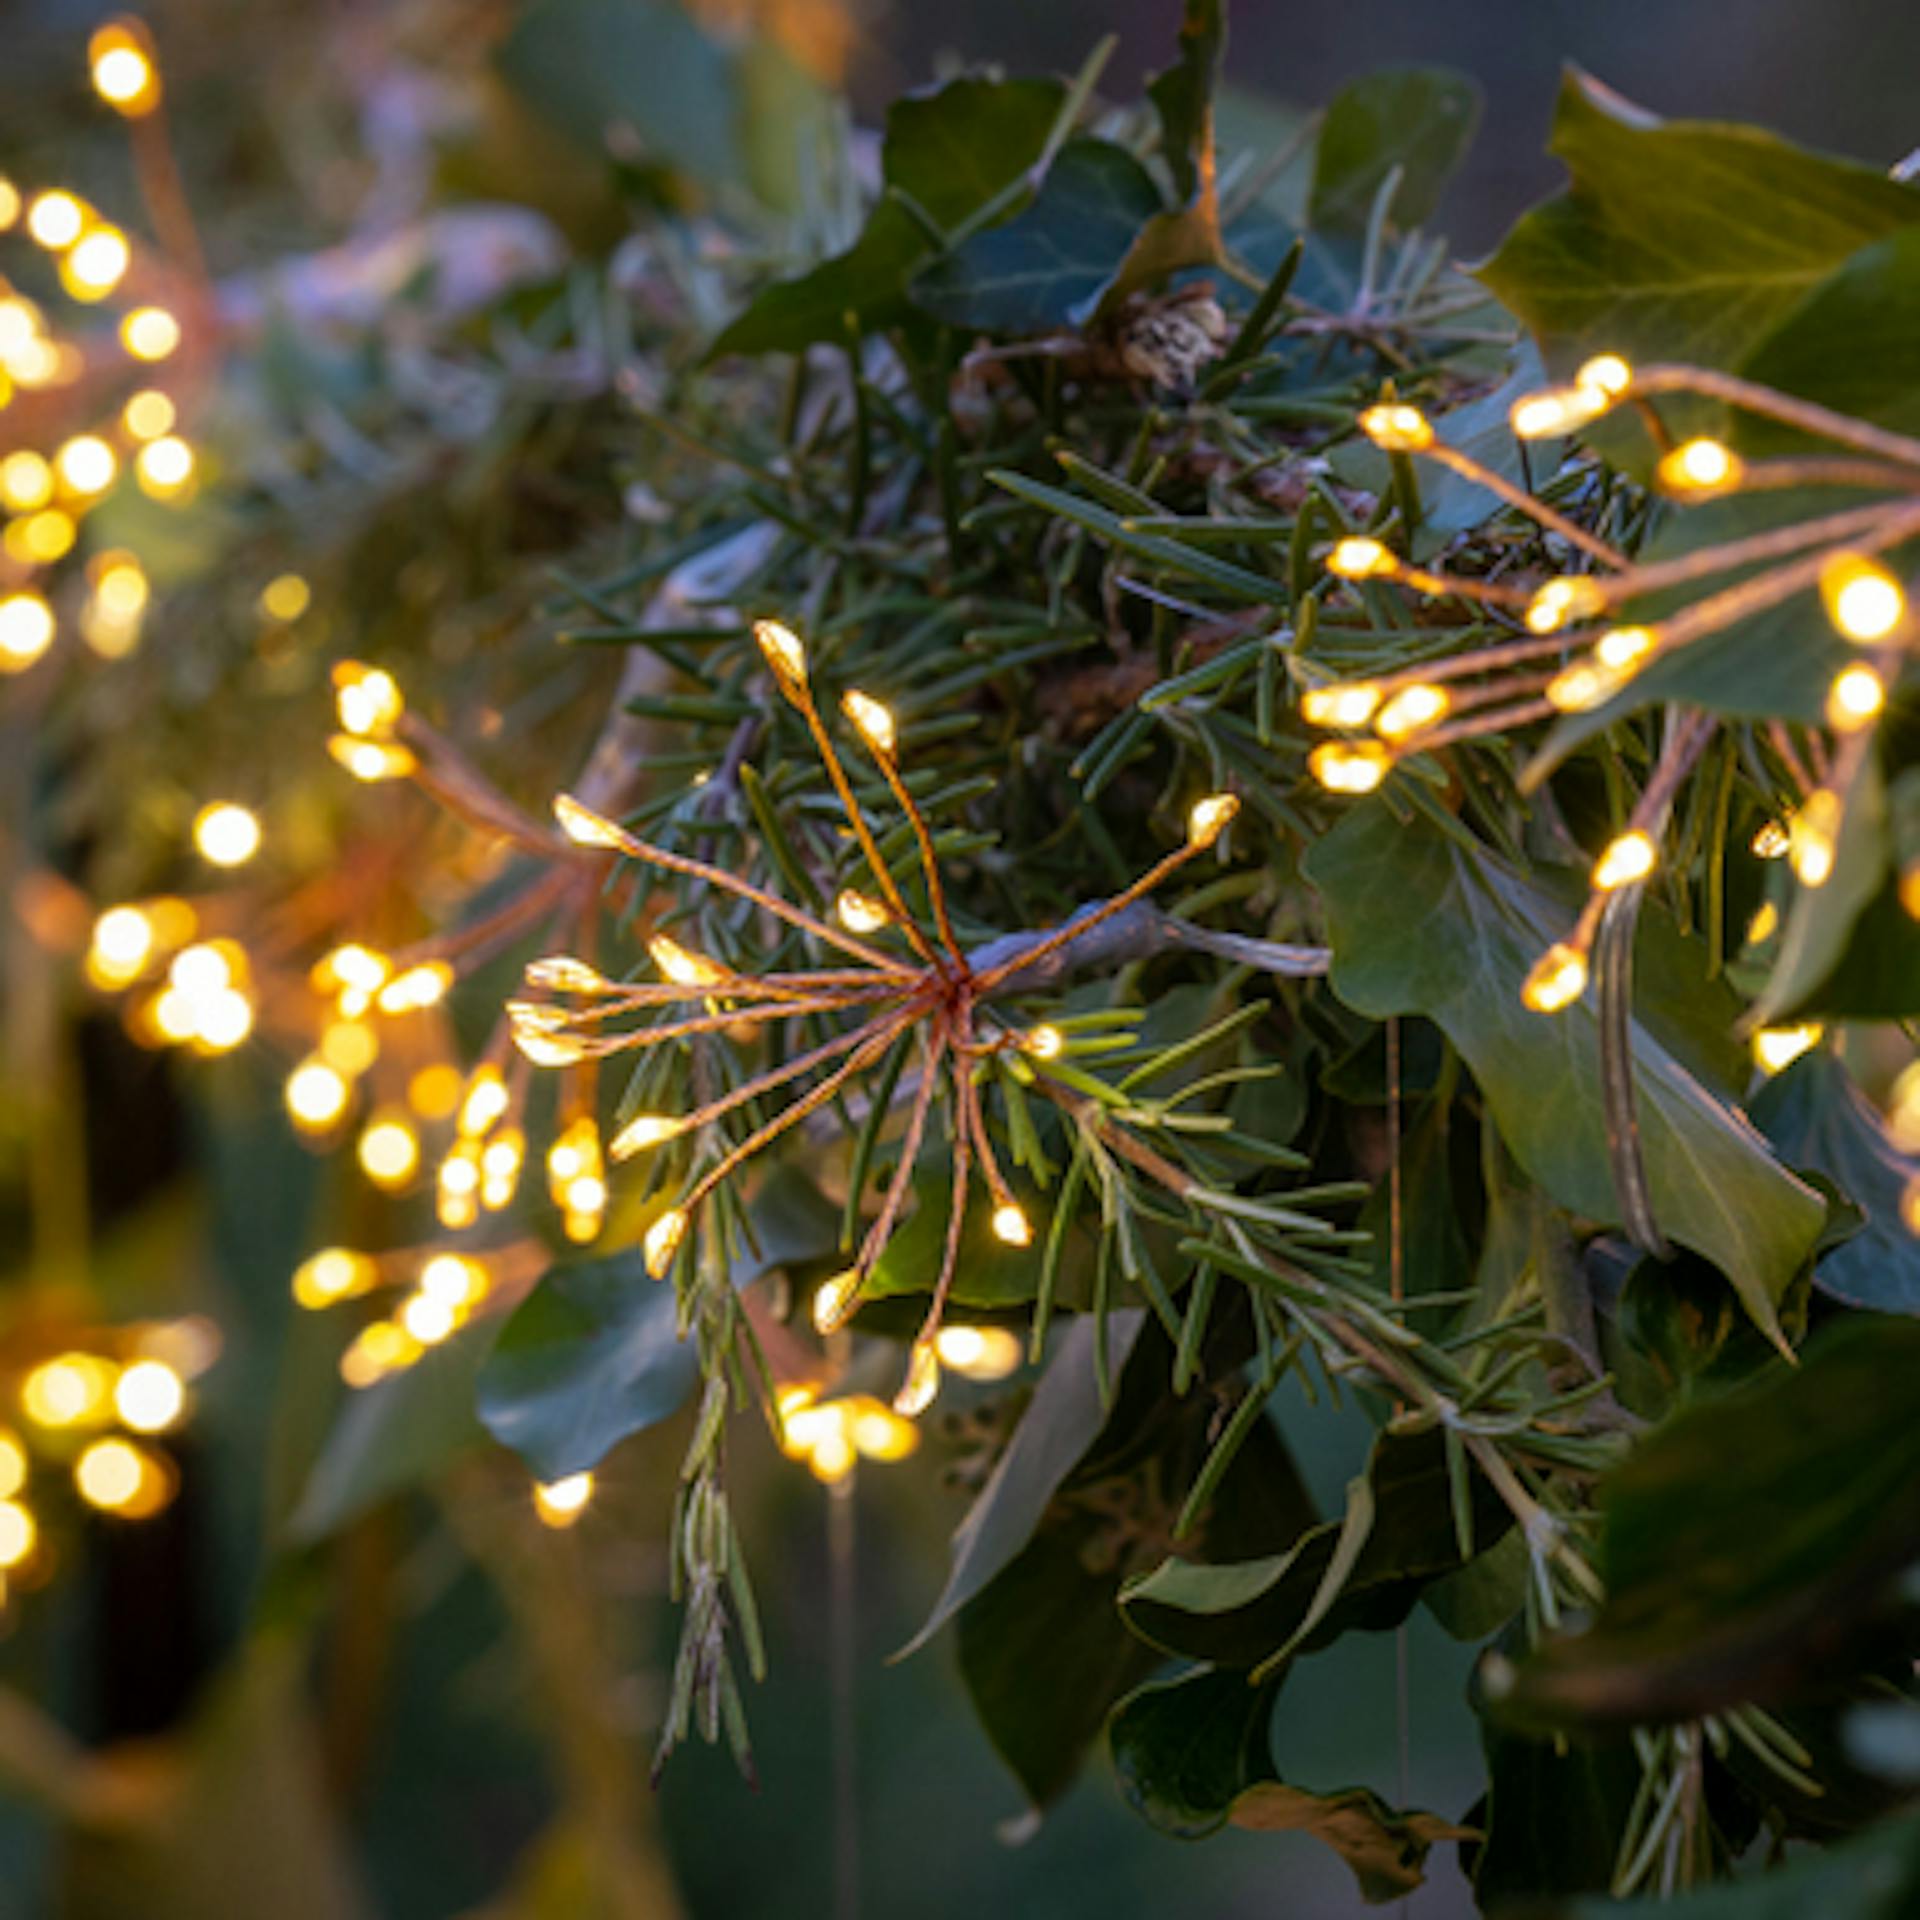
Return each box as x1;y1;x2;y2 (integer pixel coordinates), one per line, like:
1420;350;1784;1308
477;1166;840;1481
1550;1809;1920;1918
1478;69;1920;374
956;1319;1316;1810
911;139;1165;334
1310;68;1482;235
1490;1316;1920;1727
1471;1715;1642;1908
1740;225;1920;443
1109;1663;1280;1839
712;74;1067;355
1120;1427;1510;1669
1752;1051;1920;1313
899;1310;1147;1656
1304;804;1824;1339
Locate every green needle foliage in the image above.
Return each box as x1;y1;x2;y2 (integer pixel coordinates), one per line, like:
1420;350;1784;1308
16;2;1920;1914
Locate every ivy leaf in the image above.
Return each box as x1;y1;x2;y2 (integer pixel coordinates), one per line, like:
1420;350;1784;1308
1753;1051;1920;1313
956;1319;1316;1811
476;1167;840;1482
496;0;741;188
1491;1316;1920;1728
900;1311;1146;1656
1740;225;1920;443
1120;1427;1510;1669
1228;1785;1470;1905
911;139;1165;334
1109;1664;1281;1839
1471;1715;1644;1908
1304;803;1824;1342
712;74;1067;355
1478;68;1920;374
1310;68;1482;235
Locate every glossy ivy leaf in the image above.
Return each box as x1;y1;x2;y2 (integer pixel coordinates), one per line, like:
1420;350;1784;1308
1309;67;1482;235
1120;1427;1511;1670
711;74;1066;354
1752;1051;1920;1314
1478;69;1920;376
496;0;741;188
1740;225;1920;445
287;1322;493;1543
900;1311;1147;1657
1109;1663;1281;1839
863;1158;1066;1311
956;1317;1316;1811
1547;1809;1920;1919
911;139;1165;334
1305;803;1824;1341
1491;1316;1920;1728
476;1167;840;1481
1470;1715;1643;1909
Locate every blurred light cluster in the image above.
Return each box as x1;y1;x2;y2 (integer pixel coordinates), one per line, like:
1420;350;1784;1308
0;24;197;679
0;1317;217;1609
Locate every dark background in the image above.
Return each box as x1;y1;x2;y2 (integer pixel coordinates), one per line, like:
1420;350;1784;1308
871;0;1920;249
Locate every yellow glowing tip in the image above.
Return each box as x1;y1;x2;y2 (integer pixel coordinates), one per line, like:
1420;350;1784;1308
1821;554;1907;644
610;1112;687;1161
1827;664;1886;732
1187;792;1240;847
991;1201;1033;1248
836;889;889;934
1300;681;1382;729
648;934;727;988
754;618;808;694
0;592;55;672
0;452;52;512
0;1433;25;1501
114;1360;184;1434
332;661;403;736
533;1472;595;1528
357;1113;421;1190
1522;942;1589;1015
1309;740;1392;795
553;793;628;849
1508;384;1610;440
1374;684;1451;744
121;305;181;362
285;1058;351;1133
644;1208;689;1279
813;1269;865;1335
1546;656;1636;715
27;191;86;251
1657;438;1743;496
1752;1024;1823;1075
842;689;898;757
1022;1025;1065;1061
22;1354;115;1430
934;1325;1024;1381
55;435;117;497
1525;575;1608;635
893;1338;941;1418
0;1501;35;1569
329;736;418;782
1325;536;1396;581
1357;403;1434;454
525;953;609;992
134;436;194;498
848;1397;921;1463
193;801;261;867
90;22;161;115
1592;829;1658;893
1575;353;1634;398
